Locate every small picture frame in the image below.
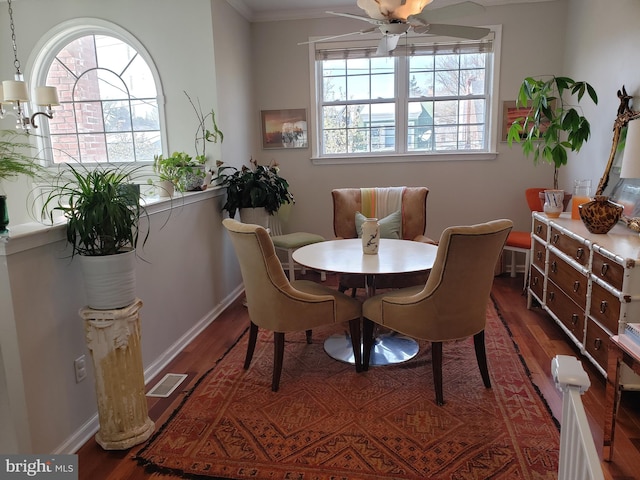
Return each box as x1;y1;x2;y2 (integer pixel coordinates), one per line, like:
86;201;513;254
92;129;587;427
261;109;308;149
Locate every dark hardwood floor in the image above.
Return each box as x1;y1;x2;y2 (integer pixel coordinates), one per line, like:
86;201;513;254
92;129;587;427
76;273;640;480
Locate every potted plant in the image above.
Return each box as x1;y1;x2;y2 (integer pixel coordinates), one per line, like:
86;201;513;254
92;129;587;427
0;130;42;233
507;76;598;214
153;151;207;194
38;164;149;309
215;157;294;226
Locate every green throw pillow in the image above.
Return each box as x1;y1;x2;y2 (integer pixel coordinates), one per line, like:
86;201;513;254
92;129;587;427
355;210;402;239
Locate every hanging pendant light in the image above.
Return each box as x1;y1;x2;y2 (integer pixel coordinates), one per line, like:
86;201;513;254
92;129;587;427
0;0;59;131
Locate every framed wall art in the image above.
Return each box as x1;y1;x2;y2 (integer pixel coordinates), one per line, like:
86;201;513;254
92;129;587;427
261;109;308;149
501;101;530;141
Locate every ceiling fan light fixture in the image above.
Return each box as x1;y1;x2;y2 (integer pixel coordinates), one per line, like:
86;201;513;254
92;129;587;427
357;0;433;21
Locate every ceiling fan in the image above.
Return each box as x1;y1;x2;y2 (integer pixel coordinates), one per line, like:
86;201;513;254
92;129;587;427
301;0;491;56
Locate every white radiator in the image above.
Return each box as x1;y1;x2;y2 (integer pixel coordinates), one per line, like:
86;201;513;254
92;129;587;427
552;355;605;480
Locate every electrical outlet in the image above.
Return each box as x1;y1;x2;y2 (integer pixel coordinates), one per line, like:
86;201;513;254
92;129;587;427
74;355;87;383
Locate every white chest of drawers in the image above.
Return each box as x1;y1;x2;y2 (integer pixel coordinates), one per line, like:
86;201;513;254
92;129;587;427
528;212;640;386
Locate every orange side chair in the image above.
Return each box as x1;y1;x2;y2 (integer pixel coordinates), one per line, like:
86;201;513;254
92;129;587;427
503;188;545;289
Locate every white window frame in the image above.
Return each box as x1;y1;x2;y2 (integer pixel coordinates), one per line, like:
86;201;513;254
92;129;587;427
308;25;501;165
27;18;167;167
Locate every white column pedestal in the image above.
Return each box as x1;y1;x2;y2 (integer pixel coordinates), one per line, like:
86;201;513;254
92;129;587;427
80;299;154;450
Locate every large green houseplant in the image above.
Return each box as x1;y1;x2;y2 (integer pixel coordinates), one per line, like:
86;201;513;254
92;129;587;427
215;158;294;220
507;76;598;190
38;164;148;309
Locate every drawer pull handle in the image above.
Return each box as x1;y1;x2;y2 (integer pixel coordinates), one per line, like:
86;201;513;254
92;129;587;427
536;251;543;261
549;291;555;301
571;314;579;325
594;338;602;351
532;277;539;286
576;248;584;260
551;261;558;273
535;225;543;235
601;263;609;276
553;234;560;244
599;301;608;314
573;281;580;292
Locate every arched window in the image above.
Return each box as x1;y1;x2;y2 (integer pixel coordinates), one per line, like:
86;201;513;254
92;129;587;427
32;20;165;164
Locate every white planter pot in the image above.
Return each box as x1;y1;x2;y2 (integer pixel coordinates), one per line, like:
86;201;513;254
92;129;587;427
239;207;270;229
79;249;137;310
158;180;175;198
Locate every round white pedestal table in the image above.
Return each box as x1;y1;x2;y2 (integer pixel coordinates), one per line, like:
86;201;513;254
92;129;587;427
292;238;437;366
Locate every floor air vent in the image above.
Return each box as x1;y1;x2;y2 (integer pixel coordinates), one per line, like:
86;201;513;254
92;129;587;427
147;373;188;398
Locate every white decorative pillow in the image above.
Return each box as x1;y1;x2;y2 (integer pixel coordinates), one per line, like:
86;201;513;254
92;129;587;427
355;210;402;239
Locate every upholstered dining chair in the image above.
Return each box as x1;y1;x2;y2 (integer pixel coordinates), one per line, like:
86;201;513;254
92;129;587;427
502;188;545;290
222;218;362;391
362;219;513;406
332;187;437;294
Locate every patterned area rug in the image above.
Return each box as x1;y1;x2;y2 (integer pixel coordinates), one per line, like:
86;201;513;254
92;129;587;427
136;300;560;479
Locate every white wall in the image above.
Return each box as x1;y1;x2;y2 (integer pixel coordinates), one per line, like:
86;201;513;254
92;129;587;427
561;0;640;194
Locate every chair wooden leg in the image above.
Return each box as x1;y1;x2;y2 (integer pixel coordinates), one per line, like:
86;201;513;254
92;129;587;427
473;330;491;388
244;322;259;370
272;332;285;392
348;318;362;372
362;319;375;371
305;329;312;344
431;342;444;406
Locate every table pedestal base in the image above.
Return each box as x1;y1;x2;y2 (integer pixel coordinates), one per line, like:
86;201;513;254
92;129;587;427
324;331;419;366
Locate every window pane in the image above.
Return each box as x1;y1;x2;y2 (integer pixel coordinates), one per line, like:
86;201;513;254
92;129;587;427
131;100;159;131
124;55;157;98
323;76;346;102
459;124;484;150
106;133;134;162
50;136;79;164
74;102;105;133
347;75;370;100
103;100;132;132
459;99;485;125
98;70;128;100
96;35;135;74
55;36;97;78
346;58;369;76
434;100;458;125
371;73;394;99
323;106;346;129
460;53;485;69
371;57;394;74
323;59;346;77
347;104;368;128
347;128;370;153
134;132;162;162
434;70;460;96
433;125;458;150
78;133;107;163
410;55;434;70
460;69;485;95
323;129;346;154
409;72;433;98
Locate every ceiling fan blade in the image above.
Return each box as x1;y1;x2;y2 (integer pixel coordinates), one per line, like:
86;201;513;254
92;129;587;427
297;27;377;46
326;11;384;25
414;23;490;40
376;35;401;56
410;1;485;24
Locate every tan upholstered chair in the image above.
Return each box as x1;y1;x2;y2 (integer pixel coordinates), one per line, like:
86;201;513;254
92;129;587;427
222;218;362;391
332;187;436;293
362;219;513;405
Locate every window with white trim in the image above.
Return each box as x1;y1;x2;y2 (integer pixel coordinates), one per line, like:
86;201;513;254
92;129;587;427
311;28;500;159
33;21;165;165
